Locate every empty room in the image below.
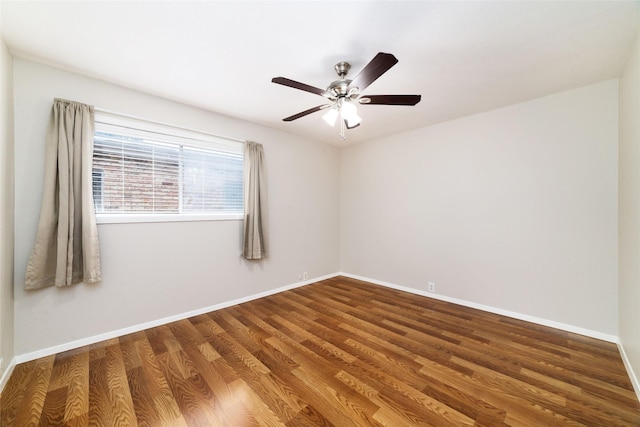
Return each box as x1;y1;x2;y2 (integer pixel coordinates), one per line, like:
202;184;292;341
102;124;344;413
1;1;640;425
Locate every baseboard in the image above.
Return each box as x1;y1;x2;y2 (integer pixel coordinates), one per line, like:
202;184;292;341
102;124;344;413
0;357;17;394
618;342;640;402
338;272;619;343
14;272;340;365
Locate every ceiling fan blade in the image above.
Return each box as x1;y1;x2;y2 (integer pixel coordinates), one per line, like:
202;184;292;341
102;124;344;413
272;77;326;96
359;95;422;106
283;105;328;122
348;52;398;93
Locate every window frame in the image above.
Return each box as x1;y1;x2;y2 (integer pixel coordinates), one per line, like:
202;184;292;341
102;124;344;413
93;112;244;224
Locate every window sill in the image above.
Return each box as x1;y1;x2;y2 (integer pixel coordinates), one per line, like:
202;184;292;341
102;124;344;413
96;213;243;224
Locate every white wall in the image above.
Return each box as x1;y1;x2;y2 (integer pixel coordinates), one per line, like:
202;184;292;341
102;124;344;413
13;59;340;356
619;30;640;391
340;80;619;335
0;4;15;380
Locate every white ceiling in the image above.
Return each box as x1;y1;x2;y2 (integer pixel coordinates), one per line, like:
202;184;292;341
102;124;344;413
2;1;639;146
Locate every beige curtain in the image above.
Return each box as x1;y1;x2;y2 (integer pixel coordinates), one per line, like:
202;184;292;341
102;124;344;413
243;141;268;260
25;99;101;290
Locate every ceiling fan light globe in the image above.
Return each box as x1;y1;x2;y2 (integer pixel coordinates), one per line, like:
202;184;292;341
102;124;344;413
340;100;358;120
322;107;339;127
346;114;362;128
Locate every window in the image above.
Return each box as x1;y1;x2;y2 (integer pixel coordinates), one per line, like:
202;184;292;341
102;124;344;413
92;113;243;223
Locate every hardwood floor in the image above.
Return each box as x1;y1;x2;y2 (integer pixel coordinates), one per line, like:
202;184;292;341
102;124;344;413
2;276;639;426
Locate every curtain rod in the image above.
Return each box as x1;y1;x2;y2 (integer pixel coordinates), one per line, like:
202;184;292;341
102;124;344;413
94;107;246;144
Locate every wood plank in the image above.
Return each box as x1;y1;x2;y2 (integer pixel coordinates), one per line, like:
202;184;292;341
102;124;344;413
38;385;67;426
63;351;89;423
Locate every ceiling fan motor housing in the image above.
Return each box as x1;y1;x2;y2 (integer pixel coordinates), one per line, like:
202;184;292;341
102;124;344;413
324;61;357;101
326;79;353;100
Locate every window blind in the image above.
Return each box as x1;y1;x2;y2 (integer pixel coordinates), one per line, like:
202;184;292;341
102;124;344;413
93;114;243;217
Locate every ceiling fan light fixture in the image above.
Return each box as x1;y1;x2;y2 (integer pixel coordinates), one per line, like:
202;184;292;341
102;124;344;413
322;106;339;127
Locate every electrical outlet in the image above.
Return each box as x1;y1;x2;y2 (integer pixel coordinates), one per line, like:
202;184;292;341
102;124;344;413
298;274;303;280
302;272;309;280
427;282;436;293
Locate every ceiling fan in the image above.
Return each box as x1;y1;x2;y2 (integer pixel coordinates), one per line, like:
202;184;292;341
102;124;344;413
272;52;421;139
